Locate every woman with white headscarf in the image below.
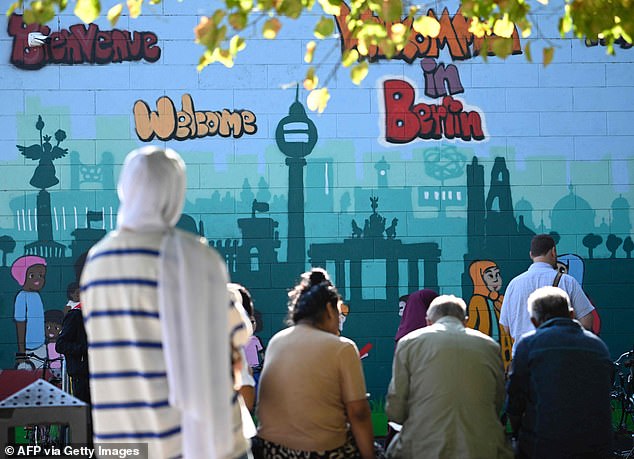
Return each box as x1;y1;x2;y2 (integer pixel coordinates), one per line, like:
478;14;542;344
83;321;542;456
80;146;241;458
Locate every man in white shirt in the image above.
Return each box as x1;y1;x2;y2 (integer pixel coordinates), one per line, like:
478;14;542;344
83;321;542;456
500;234;594;356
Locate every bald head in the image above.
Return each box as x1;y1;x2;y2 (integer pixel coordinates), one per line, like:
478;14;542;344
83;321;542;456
528;286;573;326
426;295;467;324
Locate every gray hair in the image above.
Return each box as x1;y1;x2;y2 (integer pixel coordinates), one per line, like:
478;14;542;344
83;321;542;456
527;286;572;323
426;295;467;323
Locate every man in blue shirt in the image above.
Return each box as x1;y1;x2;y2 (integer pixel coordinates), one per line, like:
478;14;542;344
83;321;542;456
506;286;612;459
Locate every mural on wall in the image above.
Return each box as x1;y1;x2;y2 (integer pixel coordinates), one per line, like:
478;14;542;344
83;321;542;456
133;94;258;141
465;260;513;370
1;90;633;397
382;56;485;143
1;2;633;403
557;253;602;335
8;14;160;70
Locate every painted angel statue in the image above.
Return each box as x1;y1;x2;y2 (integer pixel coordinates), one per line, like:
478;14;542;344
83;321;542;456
17;115;68;189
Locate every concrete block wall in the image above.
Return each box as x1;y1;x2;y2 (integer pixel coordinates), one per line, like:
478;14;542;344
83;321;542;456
0;0;633;399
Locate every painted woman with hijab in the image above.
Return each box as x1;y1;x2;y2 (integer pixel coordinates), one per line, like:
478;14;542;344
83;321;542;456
12;255;48;369
466;260;513;370
394;289;439;343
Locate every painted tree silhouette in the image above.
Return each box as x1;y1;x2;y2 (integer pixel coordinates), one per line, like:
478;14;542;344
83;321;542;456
0;235;16;267
623;236;634;259
583;233;602;259
606;234;623;258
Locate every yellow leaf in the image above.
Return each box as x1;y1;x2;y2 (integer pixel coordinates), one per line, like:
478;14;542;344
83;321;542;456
307;87;330;113
543;46;554;67
493;14;514;38
240;0;254;10
350;61;369;85
469;17;491;38
342;49;359;67
304;41;316;63
391;23;407;42
127;0;142;19
537;0;548;4
317;0;340;16
230;35;246;54
197;50;214;72
303;68;318;90
214;48;234;68
7;2;20;16
413;15;440;38
107;4;123;26
263;18;281;39
75;0;101;23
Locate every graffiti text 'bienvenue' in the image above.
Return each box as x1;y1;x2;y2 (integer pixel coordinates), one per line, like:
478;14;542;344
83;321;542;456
133;94;258;141
8;14;160;70
335;5;522;63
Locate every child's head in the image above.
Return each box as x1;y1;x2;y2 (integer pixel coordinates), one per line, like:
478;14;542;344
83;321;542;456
67;281;81;302
45;309;64;343
11;256;47;291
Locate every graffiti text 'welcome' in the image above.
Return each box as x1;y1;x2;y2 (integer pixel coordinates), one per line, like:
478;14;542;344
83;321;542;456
133;94;258;141
335;5;521;63
384;79;485;143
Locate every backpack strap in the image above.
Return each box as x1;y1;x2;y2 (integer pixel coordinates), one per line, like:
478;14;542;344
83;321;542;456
553;270;563;287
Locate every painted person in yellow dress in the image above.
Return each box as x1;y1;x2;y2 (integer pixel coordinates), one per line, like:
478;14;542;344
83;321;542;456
466;260;513;371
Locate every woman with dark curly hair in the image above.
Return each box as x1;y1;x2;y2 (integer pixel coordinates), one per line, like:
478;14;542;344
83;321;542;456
256;268;375;459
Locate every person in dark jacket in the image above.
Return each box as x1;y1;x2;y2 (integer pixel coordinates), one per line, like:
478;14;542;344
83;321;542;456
55;288;90;404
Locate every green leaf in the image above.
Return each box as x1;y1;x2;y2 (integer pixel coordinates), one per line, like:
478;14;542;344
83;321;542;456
413;15;441;37
342;49;359;67
524;41;532;62
263;18;282;39
107;3;123;26
303;67;318;90
350;61;369;85
543;46;554;67
382;0;402;22
75;0;101;23
314;17;334;39
559;11;572;36
229;12;248;30
491;37;513;58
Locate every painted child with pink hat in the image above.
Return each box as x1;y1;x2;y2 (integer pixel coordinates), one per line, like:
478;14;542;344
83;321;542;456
12;255;48;369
